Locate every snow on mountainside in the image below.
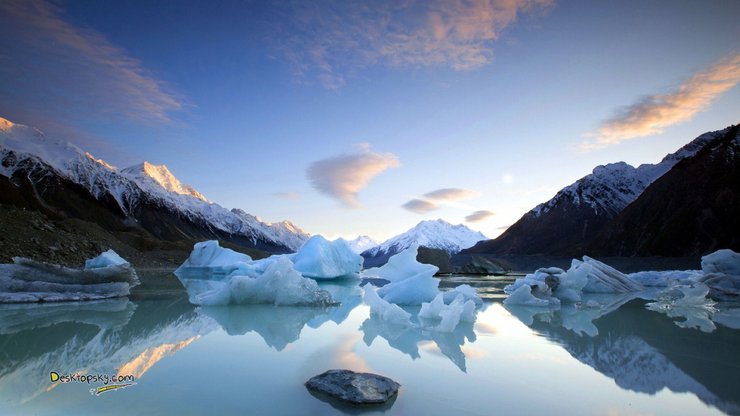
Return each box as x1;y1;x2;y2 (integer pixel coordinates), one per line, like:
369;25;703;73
531;129;722;218
344;235;379;254
122;162;208;202
0;116;308;252
364;219;486;258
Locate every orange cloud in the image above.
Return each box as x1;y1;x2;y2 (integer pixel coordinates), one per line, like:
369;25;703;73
275;0;553;88
583;53;740;149
307;146;400;208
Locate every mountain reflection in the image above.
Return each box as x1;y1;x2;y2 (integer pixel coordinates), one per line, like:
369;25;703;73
0;294;212;406
505;297;740;415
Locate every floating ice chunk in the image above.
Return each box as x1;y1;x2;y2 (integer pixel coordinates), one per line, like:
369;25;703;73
504;285;560;307
376;272;440;305
174;240;252;280
628;270;702;287
0;250;139;303
361;245;438;283
84;249;128;269
186;257;335;306
443;284;483;307
699;273;740;301
576;257;644;293
361;245;441;305
701;249;740;275
290;235;363;279
363;285;412;327
646;283;718;332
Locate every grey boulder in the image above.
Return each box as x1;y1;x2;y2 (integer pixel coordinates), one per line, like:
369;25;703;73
305;369;400;405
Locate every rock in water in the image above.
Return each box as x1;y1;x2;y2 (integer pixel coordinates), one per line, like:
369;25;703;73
305;369;400;405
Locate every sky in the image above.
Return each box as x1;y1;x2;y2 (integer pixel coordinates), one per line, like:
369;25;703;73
1;0;739;242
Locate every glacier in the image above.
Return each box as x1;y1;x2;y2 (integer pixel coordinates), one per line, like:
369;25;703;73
0;250;139;303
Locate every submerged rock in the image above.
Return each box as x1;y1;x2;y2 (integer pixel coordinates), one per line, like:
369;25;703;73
305;369;400;405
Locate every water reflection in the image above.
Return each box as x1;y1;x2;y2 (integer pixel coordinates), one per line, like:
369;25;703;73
505;297;740;415
0;294;212;406
360;307;477;372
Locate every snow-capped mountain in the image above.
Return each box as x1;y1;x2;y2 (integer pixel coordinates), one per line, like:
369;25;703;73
344;235;379;254
362;219;486;266
0;116;309;252
465;125;736;256
122;162;208;202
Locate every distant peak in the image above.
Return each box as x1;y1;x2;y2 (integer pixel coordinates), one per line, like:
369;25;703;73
84;152;117;170
0;116;14;131
123;161;209;202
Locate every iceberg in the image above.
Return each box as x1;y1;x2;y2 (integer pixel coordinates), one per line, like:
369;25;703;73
575;256;644;293
646;283;718;332
0;250;139;303
697;249;740;301
176;237;362;281
290;235;363;279
504;256;644;307
628;270;702;287
362;285;412;327
362;245;438;283
174;240;253;280
362;245;440;305
182;256;335;306
701;249;740;276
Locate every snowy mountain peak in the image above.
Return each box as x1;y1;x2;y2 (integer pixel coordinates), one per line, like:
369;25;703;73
363;219;486;259
529;127;732;219
122;162;209;202
0;115;310;253
344;235;379;254
0;116;14;131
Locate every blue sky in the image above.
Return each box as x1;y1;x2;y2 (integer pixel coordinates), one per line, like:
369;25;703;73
1;0;739;241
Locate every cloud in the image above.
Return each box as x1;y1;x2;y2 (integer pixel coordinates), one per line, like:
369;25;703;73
402;199;439;214
272;0;553;88
465;210;495;223
423;188;478;201
583;53;740;149
307;147;400;208
0;0;184;124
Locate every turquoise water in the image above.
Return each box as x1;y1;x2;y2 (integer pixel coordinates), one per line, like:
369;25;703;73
1;275;738;415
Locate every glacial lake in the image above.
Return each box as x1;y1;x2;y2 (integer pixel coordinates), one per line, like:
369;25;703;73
1;274;739;415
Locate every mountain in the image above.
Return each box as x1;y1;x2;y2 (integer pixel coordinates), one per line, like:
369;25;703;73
464;126;732;256
586;125;740;256
0;116;309;255
362;219;486;267
344;235;379;254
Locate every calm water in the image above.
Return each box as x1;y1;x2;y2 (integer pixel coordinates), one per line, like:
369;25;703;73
1;275;739;415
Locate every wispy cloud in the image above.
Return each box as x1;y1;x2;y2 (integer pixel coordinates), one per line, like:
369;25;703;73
0;0;184;124
403;186;480;214
273;0;553;88
402;198;439;214
465;210;495;223
423;188;478;201
583;53;740;149
307;147;400;208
